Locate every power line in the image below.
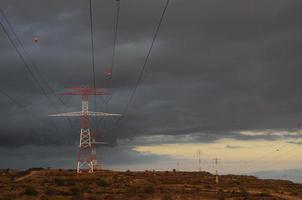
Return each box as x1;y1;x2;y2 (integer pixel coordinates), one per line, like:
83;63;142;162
100;0;121;105
108;0;121;89
275;143;302;163
238;131;301;172
89;0;97;109
0;7;75;130
95;0;121;133
250;143;288;163
115;0;171;125
270;141;302;162
0;17;63;130
0;17;50;100
0;89;59;132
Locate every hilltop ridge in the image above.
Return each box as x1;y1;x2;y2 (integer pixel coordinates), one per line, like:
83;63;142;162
1;169;302;200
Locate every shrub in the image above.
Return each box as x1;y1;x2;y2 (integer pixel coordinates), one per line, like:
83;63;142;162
54;178;76;186
218;189;225;200
45;187;57;195
96;179;110;187
290;191;299;196
87;194;99;200
239;187;250;200
142;183;155;194
40;195;49;200
70;187;81;196
161;194;173;200
127;182;155;194
44;187;69;196
259;192;270;197
65;178;76;186
17;171;27;177
54;178;65;186
45;187;56;195
27;167;44;172
80;178;93;185
24;185;38;196
70;187;84;200
204;184;212;189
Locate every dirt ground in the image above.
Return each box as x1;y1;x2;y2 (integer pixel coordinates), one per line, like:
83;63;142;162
0;168;302;200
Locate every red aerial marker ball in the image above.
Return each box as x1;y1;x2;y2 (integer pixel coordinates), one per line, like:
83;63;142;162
107;70;112;77
297;122;302;130
32;36;39;43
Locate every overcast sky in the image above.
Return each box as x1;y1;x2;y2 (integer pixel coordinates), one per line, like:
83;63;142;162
1;0;302;179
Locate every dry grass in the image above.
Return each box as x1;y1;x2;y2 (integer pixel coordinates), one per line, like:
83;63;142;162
0;169;301;200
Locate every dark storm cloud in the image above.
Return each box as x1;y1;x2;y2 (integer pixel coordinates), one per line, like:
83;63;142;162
1;0;302;153
0;143;172;169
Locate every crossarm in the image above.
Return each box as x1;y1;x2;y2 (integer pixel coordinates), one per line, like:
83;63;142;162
49;112;82;117
49;111;121;117
88;112;122;117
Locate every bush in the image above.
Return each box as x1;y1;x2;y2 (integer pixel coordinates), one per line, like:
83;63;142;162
142;183;155;194
80;178;93;185
70;187;81;196
27;167;44;172
44;187;58;196
45;187;57;195
54;178;65;186
128;182;155;194
239;187;250;200
259;192;270;197
65;178;76;186
40;195;49;200
54;178;76;186
96;179;110;187
24;185;38;196
218;189;225;200
290;191;299;196
70;187;84;200
44;187;69;196
87;194;99;200
161;194;173;200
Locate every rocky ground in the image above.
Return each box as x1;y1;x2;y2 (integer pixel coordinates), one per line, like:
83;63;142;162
0;168;302;200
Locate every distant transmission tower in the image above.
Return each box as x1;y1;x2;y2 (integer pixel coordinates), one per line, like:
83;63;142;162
197;149;202;172
49;87;121;173
176;162;180;171
213;158;219;184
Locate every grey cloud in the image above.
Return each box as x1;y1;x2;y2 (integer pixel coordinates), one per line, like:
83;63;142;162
0;0;302;153
225;145;243;149
287;141;302;145
0;143;172;169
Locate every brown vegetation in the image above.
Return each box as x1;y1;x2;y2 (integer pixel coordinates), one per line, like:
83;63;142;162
0;169;301;199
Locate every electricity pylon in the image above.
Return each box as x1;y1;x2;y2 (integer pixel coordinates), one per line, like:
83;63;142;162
49;86;121;173
197;149;202;172
213;158;219;184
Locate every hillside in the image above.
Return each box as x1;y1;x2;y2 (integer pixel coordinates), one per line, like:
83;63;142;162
1;169;302;200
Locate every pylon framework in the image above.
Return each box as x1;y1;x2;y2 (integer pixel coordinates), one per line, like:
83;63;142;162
49;86;121;173
213;158;219;184
197;150;202;172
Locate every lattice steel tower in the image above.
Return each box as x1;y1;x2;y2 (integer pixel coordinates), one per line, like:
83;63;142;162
49;87;121;173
